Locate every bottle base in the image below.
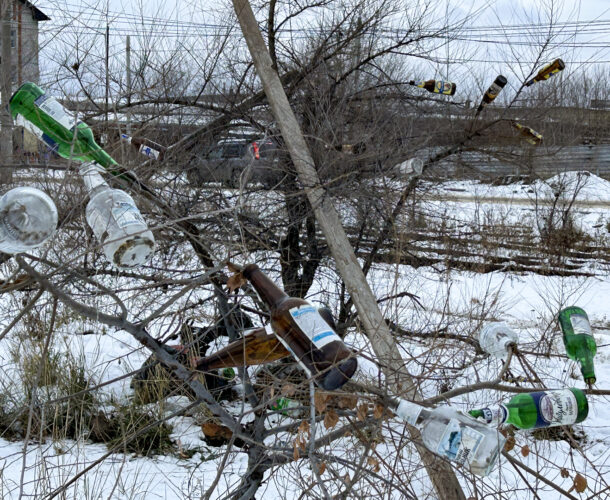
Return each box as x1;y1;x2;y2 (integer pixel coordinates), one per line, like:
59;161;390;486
317;357;358;391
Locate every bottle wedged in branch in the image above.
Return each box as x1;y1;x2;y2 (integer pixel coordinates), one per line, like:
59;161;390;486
557;306;596;386
479;322;518;359
121;134;167;161
525;59;565;87
512;122;543;145
242;264;357;390
408;79;457;96
476;75;507;115
9;82;117;168
80;162;155;268
392;399;505;476
469;388;588;429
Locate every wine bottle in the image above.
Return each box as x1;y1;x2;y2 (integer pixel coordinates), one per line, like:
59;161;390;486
525;59;565;87
9;82;117;168
512;122;543;145
557;307;596;386
478;322;518;359
121;134;167;161
0;187;58;254
80;162;155;268
408;79;457;96
476;75;507;115
392;398;505;477
469;388;588;429
242;264;357;390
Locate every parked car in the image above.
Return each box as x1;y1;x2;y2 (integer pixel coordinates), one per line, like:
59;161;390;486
187;138;283;188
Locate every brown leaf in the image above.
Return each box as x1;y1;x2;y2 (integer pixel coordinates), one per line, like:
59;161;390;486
338;395;358;410
521;445;530;457
367;456;380;473
373;404;384;419
314;393;329;413
357;403;368;422
226;272;246;293
324;409;339;429
504;435;516;452
298;420;311;439
560;468;570;478
573;473;587;493
318;462;326;475
281;383;297;397
227;262;242;273
293;442;300;461
201;422;232;440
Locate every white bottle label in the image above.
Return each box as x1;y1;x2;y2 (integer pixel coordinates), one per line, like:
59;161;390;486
394;400;422;426
487;82;503;98
538;390;578;426
437;419;484;466
481;406;508;426
289;305;341;349
139;144;161;160
34;94;76;130
570;315;592;336
112;202;145;229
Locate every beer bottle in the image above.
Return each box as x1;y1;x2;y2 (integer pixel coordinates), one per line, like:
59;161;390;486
408;79;456;96
391;398;505;476
525;59;565;87
476;75;507;115
121;134;167;161
512;122;543;145
9;82;117;168
557;306;597;386
242;264;357;390
469;388;588;429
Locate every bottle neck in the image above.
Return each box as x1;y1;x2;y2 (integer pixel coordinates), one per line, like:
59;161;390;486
579;354;596;386
79;163;109;195
469;405;508;426
242;264;289;308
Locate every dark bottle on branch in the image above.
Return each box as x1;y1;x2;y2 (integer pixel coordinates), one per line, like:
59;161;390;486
525;59;565;86
557;306;597;386
476;75;507;115
242;264;357;390
469;388;588;429
408;79;457;96
512;122;543;145
121;134;167;161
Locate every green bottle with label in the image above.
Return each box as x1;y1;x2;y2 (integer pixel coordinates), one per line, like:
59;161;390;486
469;388;588;429
557;306;597;386
9;82;117;168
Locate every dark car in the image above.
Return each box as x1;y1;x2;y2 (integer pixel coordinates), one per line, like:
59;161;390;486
187;138;283;188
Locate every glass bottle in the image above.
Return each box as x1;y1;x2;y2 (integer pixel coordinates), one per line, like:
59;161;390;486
121;134;167;161
512;122;543;145
0;187;58;254
469;388;588;429
80;162;155;268
525;59;565;87
394;158;424;177
557;307;596;386
392;398;505;477
9;82;117;168
408;79;457;96
242;264;357;390
476;75;507;115
479;322;518;359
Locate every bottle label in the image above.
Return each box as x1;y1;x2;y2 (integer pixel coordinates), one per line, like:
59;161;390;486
289;305;341;349
18;116;60;153
480;406;508;425
533;390;578;427
437;419;484;466
139;144;161;160
486;82;503;98
394;400;422;426
34;94;75;131
112;202;145;229
435;81;453;95
570;314;592;336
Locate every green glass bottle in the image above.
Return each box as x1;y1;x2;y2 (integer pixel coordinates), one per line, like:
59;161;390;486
557;306;596;386
469;388;588;429
9;82;117;168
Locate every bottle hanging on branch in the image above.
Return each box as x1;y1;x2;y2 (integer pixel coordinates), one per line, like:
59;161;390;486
478;322;518;359
512;122;543;145
408;79;457;96
80;162;155;268
469;388;588;429
0;187;58;254
525;59;565;87
557;306;597;386
9;82;117;168
391;398;505;477
121;134;167;161
475;75;507;116
241;264;357;390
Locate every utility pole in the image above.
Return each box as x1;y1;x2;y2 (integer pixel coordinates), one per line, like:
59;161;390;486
104;23;109;144
125;35;131;136
230;1;467;499
0;0;13;183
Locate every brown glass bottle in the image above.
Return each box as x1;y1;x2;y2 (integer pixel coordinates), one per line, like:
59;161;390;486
121;134;167;160
512;122;543;146
476;75;507;115
409;79;456;96
242;264;358;390
525;59;565;87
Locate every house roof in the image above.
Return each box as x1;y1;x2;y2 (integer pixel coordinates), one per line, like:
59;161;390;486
19;0;50;21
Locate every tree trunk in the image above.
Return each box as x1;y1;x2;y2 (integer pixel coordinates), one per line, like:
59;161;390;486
230;1;467;498
0;0;14;183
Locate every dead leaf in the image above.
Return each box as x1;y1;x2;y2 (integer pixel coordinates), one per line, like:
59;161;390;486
373;404;384;419
293;442;300;461
573;473;587;493
226;271;246;294
367;456;380;473
298;420;311;439
281;383;297;397
201;422;232;440
357;403;368;422
227;262;242;273
324;409;339;429
314;393;329;413
521;445;530;457
338;395;358;410
504;435;516;452
560;468;570;478
318;462;326;475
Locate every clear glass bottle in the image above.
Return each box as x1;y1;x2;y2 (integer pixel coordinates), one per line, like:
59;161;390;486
121;134;167;161
479;322;518;359
0;187;58;254
392;399;505;477
557;307;596;386
394;158;424;177
79;162;155;268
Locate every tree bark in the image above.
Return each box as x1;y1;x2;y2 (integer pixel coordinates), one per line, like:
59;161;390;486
230;1;467;498
0;0;14;183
